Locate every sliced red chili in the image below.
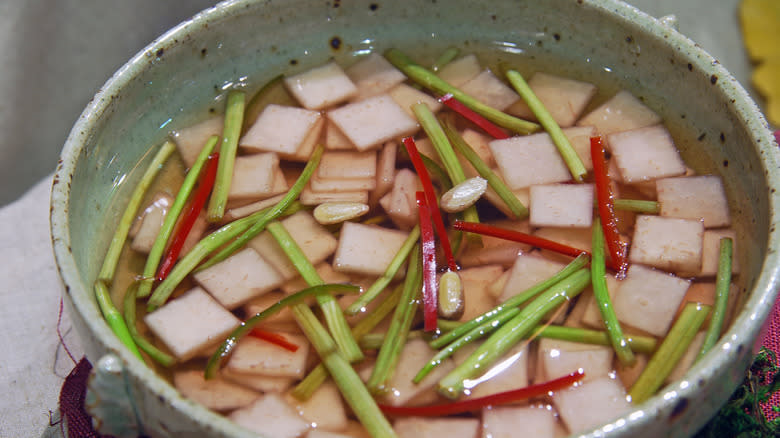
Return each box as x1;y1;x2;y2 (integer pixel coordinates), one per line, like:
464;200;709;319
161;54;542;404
439;93;510;139
590;136;628;278
249;328;299;353
416;192;439;332
453;220;589;259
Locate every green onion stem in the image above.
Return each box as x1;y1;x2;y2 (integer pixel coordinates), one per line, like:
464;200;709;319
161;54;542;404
384;48;539;135
137;135;219;298
532;325;657;354
430;253;590;349
505;70;587;183
123;283;175;366
697;237;733;360
367;247;423;394
431;47;460;72
200;144;325;269
592;217;636;366
346;226;420;315
629;302;711;403
204;283;360;379
267;221;363;362
437;268;592;399
95;140;175;358
207;90;245;222
292;283;404;401
359;330;424;350
613;199;660;214
442;121;528;219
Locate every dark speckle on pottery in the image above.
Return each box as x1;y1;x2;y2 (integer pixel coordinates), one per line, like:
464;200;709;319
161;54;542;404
669;398;689;421
330;36;342;50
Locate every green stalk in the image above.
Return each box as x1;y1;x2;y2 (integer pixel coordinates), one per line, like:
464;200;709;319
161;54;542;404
346;225;420;315
201;144;325;269
442;121;528;219
420;154;453;191
96;140;175;359
267;221;363;362
204;283;359;378
99;140;176;282
207;90;245;222
614;199;660;214
592;218;636;366
533;325;656;354
137;135;219;298
292;283;404;401
436;319;463;332
413;102;481;241
123;283;175;366
360;331;424;350
367;247;422;394
384;48;539;134
437;268;592;399
505;70;587;183
430;253;590;349
431;47;460;72
630;303;711;404
698;237;733;360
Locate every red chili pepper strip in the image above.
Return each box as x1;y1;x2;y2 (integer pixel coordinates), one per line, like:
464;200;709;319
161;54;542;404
590;136;628;278
439;94;510;139
379;370;584;417
417;192;439;332
453;220;589;259
249;328;300;352
403;137;458;271
157;153;220;281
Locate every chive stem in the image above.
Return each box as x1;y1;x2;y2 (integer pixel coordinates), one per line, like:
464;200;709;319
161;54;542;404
592;217;635;366
95;280;143;360
613;199;660;214
629;302;711;403
123;283;175;366
697;237;733;360
137;136;219;298
267;221;363;362
384;48;539;134
431;47;460;72
346;225;420;315
207;90;245;222
437;268;591;399
506;70;587;182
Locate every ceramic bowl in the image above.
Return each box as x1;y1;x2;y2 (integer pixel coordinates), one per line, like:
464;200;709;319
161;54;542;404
50;0;780;437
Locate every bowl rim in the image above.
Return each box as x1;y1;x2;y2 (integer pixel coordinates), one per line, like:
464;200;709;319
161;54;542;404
50;0;780;436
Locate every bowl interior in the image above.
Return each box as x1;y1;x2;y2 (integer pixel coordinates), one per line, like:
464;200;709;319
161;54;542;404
51;0;780;437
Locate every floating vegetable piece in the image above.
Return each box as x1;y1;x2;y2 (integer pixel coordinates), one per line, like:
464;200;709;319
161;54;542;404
439;94;509;139
313;202;370;224
417;192;440;332
438;270;465;320
440;177;488;213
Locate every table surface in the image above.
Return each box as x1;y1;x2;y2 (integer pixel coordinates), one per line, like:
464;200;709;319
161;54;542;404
0;1;766;437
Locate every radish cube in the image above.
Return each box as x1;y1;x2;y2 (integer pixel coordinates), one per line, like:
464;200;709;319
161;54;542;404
130;193;172;253
455;343;529;399
310;174;377;192
437;54;481;87
300;187;369;205
346;53;406;100
459;219;532;268
379;168;420;229
500;253;566;302
222;369;295;394
461;69;520;111
325;120;356;150
533;226;593;263
144;287;241;361
613;264;691;336
629;215;704;273
563;125;597;171
576;90;662;135
285;382;348;431
394;417;480;438
248;211;339;280
553;377;632;435
371;141;398;205
538;338;613;382
194;247;286;309
229;393;310;438
529;183;594;228
223;193;286;222
240;104;322;155
227;152;281;200
281;262;350;295
173;116;223;168
226;333;309;378
243;291;296;327
318;150;377;180
279;116;325;162
608;125;687;183
458;265;505;321
173;369;258;411
308;431;355;438
657;175;730;228
327;94;419;151
580;274;621;329
284;61;357;110
490;133;572;189
507;72;597;128
387;83;442;118
481;405;556;438
461;128;496;167
333;222;411;277
382;338;456;406
699;229;739;276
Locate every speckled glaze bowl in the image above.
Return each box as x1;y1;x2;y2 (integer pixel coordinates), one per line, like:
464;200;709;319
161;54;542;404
50;0;780;437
